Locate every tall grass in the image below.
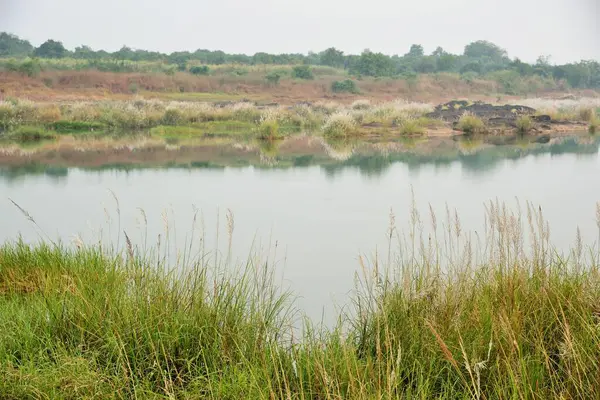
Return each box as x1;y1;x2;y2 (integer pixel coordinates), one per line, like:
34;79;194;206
1;200;600;398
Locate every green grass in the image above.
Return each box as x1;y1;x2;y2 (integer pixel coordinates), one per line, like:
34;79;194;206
7;126;56;142
399;117;426;136
457;112;486;134
1;203;600;398
516;115;533;134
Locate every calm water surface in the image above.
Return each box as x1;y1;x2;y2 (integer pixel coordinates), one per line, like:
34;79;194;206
1;138;599;322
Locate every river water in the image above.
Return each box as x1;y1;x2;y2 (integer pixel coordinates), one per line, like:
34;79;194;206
1;135;599;323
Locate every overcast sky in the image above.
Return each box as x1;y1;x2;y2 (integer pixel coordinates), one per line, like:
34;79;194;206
1;0;598;64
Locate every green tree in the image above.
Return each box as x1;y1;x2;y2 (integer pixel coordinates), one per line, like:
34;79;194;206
464;40;508;63
351;50;394;77
406;44;424;58
319;47;345;68
0;32;33;56
34;39;68;58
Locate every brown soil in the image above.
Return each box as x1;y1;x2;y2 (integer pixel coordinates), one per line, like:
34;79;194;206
2;70;597;105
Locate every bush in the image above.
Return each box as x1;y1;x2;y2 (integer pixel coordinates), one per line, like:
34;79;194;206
265;71;282;86
292;65;314;80
516;115;533;134
331;79;359;93
258;119;280;139
162;108;184;125
36;105;62;123
322;112;356;137
579;108;596;122
189;65;210;75
457;112;485;134
9;126;55;142
399;118;425;135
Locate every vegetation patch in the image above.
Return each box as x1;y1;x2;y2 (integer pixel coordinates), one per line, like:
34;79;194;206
515;115;533;134
457;112;485;134
331;79;359;93
50;120;106;133
7;126;56;142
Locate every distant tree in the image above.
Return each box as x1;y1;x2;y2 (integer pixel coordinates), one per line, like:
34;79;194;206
0;32;33;56
432;46;447;57
436;54;458;72
189;65;210;75
34;39;67;58
463;40;508;62
406;44;424;58
73;45;97;59
319;47;345;68
414;56;437;73
351;50;395;77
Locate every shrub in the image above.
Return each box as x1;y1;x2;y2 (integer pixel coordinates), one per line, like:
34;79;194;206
265;71;282;86
579;107;596;122
17;59;42;77
258;119;280;139
36;105;62;123
331;79;359;93
322;111;357;137
162;108;184;126
291;65;314;80
457;112;485;134
516;115;533;134
189;65;210;75
399;118;425;135
9;126;55;142
351;100;371;110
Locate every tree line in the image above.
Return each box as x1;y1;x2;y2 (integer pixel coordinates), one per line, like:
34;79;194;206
1;32;599;89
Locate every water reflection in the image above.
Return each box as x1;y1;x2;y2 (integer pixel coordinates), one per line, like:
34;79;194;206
0;135;597;180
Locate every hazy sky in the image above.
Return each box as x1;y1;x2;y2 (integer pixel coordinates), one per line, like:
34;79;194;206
1;0;598;64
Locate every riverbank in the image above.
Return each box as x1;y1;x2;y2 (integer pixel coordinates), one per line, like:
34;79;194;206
0;97;598;148
1;203;600;398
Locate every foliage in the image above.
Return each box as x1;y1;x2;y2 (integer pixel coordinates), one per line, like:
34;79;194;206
350;49;395;77
1;31;599;89
322;111;356;137
516;115;532;133
291;65;314;80
51;120;106;133
399;117;426;135
265;71;283;86
457;112;485;134
319;47;345;68
0;32;33;57
1;204;600;398
189;65;210;75
33;39;68;59
8;126;55;142
331;79;359;93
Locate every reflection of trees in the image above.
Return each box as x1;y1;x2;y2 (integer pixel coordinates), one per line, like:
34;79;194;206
322;136;599;178
0;164;68;182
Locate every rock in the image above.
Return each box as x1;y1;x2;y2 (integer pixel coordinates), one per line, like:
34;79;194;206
533;115;552;123
534;135;551;144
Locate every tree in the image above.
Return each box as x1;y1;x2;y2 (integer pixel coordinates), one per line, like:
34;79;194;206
351;50;394;77
432;46;447;57
406;44;424;58
0;32;33;57
463;40;508;63
319;47;345;68
34;39;67;58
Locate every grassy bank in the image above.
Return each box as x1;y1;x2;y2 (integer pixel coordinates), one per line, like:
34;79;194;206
1;203;600;398
1;97;598;145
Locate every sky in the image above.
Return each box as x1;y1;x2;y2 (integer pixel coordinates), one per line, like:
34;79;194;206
1;0;598;64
